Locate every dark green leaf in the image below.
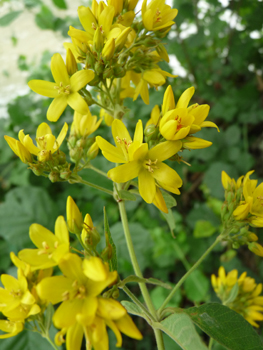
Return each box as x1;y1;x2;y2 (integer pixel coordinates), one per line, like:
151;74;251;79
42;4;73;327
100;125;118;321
104;207;117;272
185;303;263;350
162;191;177;209
0;329;50;350
156;313;208;350
0;11;22;26
52;0;67;9
35;6;55;30
162;209;176;238
0;187;59;248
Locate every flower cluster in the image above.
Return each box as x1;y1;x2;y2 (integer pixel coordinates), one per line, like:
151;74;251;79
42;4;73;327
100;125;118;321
221;170;263;256
212;267;263;327
0;196;142;348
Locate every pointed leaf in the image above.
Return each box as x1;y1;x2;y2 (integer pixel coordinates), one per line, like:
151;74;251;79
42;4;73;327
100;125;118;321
156;313;208;350
185;303;263;350
118;190;137;201
121;301;145;319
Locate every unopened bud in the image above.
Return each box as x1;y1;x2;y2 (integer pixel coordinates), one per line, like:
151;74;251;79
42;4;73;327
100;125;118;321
232;242;240;249
93;27;104;52
57;151;67;165
70;147;83;163
88;74;101;86
60;169;72;180
247;232;259;242
67;196;83;234
66;48;78;75
113;66;126;78
87;142;99;161
49;171;60;183
68;135;77;148
38;150;51;162
102;38;115;60
103;67;114;79
228;202;235;216
95;60;104;76
144;124;159;142
112;289;120;299
101;246;113;261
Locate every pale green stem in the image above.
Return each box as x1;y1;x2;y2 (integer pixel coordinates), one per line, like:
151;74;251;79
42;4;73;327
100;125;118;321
86;164;109;178
117;183;165;350
209;337;214;349
158;235;222;316
69;176;113;196
92;99;113;114
43;334;60;350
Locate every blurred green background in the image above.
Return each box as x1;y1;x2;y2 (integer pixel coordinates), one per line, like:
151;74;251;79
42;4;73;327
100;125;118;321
0;0;263;349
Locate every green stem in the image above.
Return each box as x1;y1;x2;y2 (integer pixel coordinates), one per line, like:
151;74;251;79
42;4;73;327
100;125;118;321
158;235;222;316
70;176;113;196
209;337;214;350
86;164;109;178
43;334;60;350
117;183;165;350
92;99;113;114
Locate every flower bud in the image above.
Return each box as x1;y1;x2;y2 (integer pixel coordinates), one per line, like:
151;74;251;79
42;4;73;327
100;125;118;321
70;147;83;163
95;60;104;76
102;38;115;60
87;142;99;161
49;171;60;183
38;150;51;162
67;196;83;234
93;28;104;52
66;48;78;75
60;169;72;180
248;242;263;257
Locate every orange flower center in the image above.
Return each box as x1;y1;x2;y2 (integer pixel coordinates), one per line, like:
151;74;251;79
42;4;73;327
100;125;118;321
144;159;158;173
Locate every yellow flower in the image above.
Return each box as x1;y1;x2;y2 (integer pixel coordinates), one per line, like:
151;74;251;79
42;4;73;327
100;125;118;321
160;86;219;142
212;267;263;327
233;170;263;227
37;253;141;349
0;269;40;321
0;320;24;339
28;53;94;121
141;0;178;32
4;136;32;164
67;196;83;234
17;122;68;162
18;216;70;270
97;120;182;205
96;119;143;163
221;170;244;191
71;110;102;138
133;69;176;105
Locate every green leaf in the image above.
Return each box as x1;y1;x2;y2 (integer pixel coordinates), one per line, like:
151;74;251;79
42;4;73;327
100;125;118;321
185;303;263;350
156;313;208;350
0;187;59;248
162;209;176;238
162;191;177;209
0;11;22;26
121;301;145;318
118;190;137;201
0;329;50;350
35;6;55;30
184;270;210;303
118;275;171;289
104;207;117;272
194;220;217;238
52;0;67;9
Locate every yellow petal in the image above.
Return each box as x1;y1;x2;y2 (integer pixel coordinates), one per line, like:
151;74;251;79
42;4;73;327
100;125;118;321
28;80;58;98
115;314;143;340
67;92;89;115
134;120;143;143
233;203;251;220
51;53;69;85
55;215;69;245
29;223;56;248
47;95;68;122
162;85;175;114
153;187;168;213
143;70;165;85
189;104;209;125
153;162;182;191
82;257;108;281
138;168;156;203
36;123;52;138
36;276;73;304
56;123;68;148
112;120;132;146
201;121;219;132
77;6;97;38
70;70;95;92
96;136;126;163
53;299;84;328
23;135;39;155
66;323;84;350
67;196;83;234
108;161;141;183
183;136;212;150
149;141;181;161
97;298;126;320
176;87;195;109
105;319;122;347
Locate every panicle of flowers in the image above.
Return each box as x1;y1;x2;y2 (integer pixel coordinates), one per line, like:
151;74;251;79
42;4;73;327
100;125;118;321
211;267;263;327
5;122;71;183
220;170;263;257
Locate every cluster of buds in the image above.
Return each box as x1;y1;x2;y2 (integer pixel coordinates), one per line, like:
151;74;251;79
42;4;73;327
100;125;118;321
5;123;72;183
212;267;263;327
220;171;263;256
67;110;101;164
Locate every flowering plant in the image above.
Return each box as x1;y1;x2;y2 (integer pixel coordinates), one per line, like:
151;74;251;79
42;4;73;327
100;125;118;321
2;1;263;350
